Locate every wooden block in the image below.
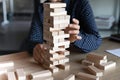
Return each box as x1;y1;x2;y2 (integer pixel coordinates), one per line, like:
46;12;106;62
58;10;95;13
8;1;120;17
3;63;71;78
50;66;59;73
44;33;70;42
0;69;7;75
64;74;75;80
44;36;59;43
43;22;60;29
57;50;70;56
48;40;70;48
56;64;70;70
31;70;52;79
44;14;70;25
45;8;65;13
43;29;59;36
50;52;59;59
76;72;99;80
49;47;66;53
0;61;14;69
97;61;116;70
87;66;103;77
44;30;65;37
7;72;16;80
45;11;67;16
0;70;7;80
82;60;94;66
32;76;54;80
99;59;108;65
15;69;26;80
44;24;66;31
58;57;69;64
86;57;107;65
59;38;64;42
86;53;107;60
44;3;66;8
50;59;59;65
50;54;65;60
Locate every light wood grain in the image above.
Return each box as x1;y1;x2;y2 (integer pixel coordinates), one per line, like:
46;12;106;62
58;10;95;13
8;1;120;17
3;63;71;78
0;38;119;80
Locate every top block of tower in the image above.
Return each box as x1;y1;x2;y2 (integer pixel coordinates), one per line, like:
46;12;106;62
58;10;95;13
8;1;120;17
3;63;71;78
44;3;66;8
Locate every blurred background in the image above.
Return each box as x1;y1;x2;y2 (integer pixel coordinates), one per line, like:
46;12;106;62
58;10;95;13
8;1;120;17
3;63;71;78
0;0;119;54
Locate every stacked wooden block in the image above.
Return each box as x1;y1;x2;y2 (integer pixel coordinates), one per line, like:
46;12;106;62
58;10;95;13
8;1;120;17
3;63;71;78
76;53;116;80
43;3;70;73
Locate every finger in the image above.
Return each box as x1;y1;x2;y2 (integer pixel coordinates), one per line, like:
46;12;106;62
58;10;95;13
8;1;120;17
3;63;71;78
33;48;42;63
43;44;48;50
33;48;38;62
74;35;82;40
35;45;46;63
37;45;48;61
68;24;80;30
69;30;79;35
72;18;79;24
37;46;45;59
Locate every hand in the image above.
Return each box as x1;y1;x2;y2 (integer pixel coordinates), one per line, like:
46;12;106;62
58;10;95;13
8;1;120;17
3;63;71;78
33;44;48;64
65;18;82;43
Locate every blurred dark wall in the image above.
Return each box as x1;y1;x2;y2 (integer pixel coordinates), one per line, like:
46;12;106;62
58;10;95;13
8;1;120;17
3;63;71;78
0;0;34;13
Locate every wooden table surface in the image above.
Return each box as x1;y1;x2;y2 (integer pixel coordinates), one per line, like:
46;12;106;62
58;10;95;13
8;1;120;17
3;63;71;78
0;38;120;80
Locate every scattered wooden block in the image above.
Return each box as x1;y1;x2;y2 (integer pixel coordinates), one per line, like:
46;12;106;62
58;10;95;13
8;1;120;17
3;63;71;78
7;72;16;80
0;69;7;75
15;68;26;80
82;60;94;66
87;65;103;77
56;64;70;70
32;76;54;80
76;72;99;80
86;53;107;60
64;74;75;80
99;59;108;65
0;61;14;69
31;70;52;79
97;61;116;70
86;58;107;65
44;3;66;8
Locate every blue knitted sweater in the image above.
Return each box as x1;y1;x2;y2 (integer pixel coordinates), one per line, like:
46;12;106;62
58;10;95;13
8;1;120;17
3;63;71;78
28;0;102;53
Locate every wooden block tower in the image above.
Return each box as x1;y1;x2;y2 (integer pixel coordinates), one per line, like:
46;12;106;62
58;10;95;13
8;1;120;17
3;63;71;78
43;2;70;73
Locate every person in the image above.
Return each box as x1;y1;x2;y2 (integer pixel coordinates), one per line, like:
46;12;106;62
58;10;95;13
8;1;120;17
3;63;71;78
27;0;102;62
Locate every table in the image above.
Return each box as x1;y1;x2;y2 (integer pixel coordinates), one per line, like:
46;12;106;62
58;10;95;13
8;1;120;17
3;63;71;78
0;38;120;80
1;0;14;26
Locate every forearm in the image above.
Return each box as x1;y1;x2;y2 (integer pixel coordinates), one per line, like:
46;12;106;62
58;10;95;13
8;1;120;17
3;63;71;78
73;31;102;53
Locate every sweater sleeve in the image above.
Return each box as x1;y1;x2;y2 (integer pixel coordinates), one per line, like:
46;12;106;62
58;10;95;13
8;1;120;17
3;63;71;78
73;0;102;53
28;0;44;53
